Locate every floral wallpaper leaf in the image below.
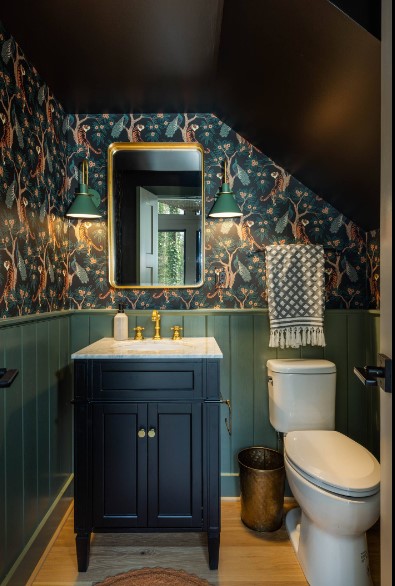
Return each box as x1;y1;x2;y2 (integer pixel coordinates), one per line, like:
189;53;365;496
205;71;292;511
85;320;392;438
17;247;27;281
1;38;12;63
62;115;71;135
38;84;46;105
233;162;250;186
14;115;24;148
330;214;343;233
111;115;127;138
47;257;55;283
275;209;289;234
237;259;251;282
220;123;231;137
345;261;358;283
5;181;16;208
72;260;89;284
165;115;181;137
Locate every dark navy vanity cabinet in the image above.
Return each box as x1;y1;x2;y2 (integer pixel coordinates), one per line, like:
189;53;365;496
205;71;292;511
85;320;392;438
73;357;221;571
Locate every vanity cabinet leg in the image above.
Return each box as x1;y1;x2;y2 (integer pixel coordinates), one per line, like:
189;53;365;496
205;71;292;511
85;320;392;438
208;533;220;570
76;532;91;572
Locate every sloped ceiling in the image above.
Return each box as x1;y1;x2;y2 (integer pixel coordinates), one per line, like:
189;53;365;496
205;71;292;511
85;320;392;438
1;0;381;230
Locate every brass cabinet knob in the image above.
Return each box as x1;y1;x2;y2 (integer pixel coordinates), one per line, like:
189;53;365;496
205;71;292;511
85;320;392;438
148;428;156;438
137;428;146;438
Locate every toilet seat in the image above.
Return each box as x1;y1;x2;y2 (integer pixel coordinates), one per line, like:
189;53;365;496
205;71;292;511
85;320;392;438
285;430;380;498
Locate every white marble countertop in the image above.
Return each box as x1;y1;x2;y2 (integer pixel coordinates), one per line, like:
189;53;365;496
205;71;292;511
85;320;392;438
71;337;223;359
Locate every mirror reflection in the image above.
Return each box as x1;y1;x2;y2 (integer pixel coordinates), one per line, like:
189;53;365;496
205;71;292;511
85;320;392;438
108;143;205;288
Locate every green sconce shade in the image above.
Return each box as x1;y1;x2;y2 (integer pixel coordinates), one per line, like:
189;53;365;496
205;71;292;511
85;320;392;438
208;182;243;218
66;160;102;219
208;160;243;218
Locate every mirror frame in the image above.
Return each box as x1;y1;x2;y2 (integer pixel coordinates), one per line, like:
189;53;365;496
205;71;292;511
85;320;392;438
107;142;205;289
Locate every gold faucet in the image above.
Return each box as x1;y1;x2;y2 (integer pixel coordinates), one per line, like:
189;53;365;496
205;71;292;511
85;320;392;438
151;310;162;340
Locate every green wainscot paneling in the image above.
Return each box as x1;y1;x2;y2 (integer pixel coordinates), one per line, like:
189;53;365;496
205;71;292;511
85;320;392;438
0;312;73;584
70;309;380;497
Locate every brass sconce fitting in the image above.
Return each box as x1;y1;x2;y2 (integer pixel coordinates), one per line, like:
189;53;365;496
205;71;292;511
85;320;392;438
134;326;144;340
171;326;183;340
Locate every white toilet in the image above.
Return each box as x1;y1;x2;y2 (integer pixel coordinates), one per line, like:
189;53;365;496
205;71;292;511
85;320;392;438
267;358;380;586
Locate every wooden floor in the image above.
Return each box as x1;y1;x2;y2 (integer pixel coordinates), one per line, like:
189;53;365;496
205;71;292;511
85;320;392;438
28;500;380;586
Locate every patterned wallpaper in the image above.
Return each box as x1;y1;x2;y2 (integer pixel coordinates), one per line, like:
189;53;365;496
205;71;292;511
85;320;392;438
0;22;380;317
66;113;379;310
0;21;69;318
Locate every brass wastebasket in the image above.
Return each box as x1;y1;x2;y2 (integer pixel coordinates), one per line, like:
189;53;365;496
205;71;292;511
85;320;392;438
238;447;285;532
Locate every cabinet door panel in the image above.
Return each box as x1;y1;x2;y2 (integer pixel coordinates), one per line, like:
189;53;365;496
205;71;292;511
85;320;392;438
93;404;147;527
148;403;202;528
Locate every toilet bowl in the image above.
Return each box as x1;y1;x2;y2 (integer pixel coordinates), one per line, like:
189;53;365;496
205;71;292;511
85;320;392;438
267;359;381;586
284;430;380;586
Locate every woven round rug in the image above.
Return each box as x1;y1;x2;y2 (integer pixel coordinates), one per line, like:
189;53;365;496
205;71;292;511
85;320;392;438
94;567;213;586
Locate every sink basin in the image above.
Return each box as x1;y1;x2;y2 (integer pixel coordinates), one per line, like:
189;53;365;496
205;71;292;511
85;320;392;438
113;339;191;352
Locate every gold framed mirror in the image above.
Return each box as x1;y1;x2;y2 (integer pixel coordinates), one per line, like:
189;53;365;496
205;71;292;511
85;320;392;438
108;142;205;289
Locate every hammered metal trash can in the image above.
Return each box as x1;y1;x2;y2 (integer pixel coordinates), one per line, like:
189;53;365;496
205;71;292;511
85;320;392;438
238;447;285;532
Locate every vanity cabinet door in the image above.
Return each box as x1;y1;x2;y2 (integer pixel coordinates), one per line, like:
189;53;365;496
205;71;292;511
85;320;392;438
92;403;148;528
147;402;202;528
92;401;203;530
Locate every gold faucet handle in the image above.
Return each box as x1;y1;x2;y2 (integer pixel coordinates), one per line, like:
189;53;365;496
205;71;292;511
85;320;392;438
171;326;183;340
134;326;144;340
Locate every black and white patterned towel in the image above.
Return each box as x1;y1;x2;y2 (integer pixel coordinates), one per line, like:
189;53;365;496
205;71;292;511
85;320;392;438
266;244;326;349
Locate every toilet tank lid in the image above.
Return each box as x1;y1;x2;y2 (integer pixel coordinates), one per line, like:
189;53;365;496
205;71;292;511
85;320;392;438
266;359;336;374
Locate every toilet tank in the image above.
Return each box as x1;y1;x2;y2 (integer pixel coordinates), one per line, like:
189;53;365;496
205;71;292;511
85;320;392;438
267;359;336;433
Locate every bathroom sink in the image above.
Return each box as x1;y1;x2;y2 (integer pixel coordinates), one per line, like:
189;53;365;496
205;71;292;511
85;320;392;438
71;337;223;360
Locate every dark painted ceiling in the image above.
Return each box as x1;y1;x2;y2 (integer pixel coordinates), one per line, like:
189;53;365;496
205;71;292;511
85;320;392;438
1;0;381;230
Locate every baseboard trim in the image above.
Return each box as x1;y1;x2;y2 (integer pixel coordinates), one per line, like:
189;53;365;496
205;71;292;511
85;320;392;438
1;475;74;586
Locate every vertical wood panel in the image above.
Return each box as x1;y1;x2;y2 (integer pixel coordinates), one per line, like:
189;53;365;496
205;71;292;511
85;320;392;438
347;313;369;447
48;319;60;498
70;313;90;354
183;315;206;338
4;326;24;570
230;315;254;473
207;315;232;480
253;314;277;448
324;312;349;435
58;318;72;482
22;322;38;543
89;313;114;342
36;320;50;519
366;313;380;459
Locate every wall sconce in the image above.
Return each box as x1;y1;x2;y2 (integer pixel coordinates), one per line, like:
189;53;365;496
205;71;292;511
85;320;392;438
66;159;102;219
208;160;243;218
